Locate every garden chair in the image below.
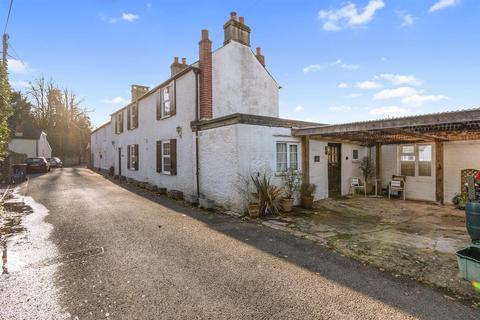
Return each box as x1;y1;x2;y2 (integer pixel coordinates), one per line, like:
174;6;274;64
349;177;366;197
388;176;406;200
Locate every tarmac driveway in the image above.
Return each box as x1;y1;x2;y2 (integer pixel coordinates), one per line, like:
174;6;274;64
2;167;479;319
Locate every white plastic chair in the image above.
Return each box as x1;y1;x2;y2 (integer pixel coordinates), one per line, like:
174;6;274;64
350;177;367;197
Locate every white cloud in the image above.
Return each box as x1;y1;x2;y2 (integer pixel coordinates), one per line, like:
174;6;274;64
430;0;459;12
318;0;385;31
377;73;422;86
303;59;359;73
369;106;409;117
374;87;419;100
396;11;416;27
338;82;349;89
295;105;305;112
303;64;323;73
11;80;30;89
347;93;363;98
101;96;128;105
8;59;29;73
329;106;352;111
356;80;382;90
121;13;139;22
402;94;448;105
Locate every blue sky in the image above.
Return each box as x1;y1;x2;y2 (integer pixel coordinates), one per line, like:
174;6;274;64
3;0;480;128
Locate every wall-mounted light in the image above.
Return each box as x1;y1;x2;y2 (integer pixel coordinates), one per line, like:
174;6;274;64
176;126;182;138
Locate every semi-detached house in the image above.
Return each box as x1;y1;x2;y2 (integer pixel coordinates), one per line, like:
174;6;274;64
92;12;480;209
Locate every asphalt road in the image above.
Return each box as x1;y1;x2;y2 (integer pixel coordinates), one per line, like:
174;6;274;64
10;168;480;319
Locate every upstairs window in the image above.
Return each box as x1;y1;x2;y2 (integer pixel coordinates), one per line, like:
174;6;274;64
115;112;124;134
156;82;176;119
127;103;139;130
276;142;299;172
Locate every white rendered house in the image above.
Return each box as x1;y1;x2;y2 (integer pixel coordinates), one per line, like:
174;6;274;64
9;124;52;159
91;12;480;209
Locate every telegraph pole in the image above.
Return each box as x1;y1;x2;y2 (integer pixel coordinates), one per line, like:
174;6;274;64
2;33;7;67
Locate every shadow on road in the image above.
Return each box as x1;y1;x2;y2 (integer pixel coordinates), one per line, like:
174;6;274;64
100;172;478;320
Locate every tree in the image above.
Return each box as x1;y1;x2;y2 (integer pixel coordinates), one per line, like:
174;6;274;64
28;75;92;162
8;90;33;133
0;34;12;160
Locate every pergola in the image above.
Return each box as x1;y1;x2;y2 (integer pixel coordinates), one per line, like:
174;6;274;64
292;108;480;204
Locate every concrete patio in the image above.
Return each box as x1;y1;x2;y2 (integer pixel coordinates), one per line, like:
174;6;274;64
262;197;479;303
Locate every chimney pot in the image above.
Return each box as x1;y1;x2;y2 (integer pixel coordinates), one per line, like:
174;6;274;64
230;11;237;20
201;29;209;40
182;58;186;65
256;47;261;55
174;57;179;63
239;16;244;24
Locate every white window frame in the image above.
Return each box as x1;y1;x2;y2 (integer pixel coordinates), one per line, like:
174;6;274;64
397;143;433;178
128;144;137;170
161;83;173;119
162;141;171;175
276;142;299;173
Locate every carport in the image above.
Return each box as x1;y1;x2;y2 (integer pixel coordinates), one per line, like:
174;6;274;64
292;108;480;204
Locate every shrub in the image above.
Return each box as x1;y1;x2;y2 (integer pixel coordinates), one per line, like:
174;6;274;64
252;173;282;216
300;183;317;197
281;168;302;199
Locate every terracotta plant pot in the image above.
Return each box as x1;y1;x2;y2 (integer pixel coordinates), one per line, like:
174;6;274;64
247;203;260;218
281;198;294;212
301;196;314;209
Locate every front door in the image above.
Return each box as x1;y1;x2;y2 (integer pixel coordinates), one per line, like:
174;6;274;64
327;143;342;198
118;147;122;176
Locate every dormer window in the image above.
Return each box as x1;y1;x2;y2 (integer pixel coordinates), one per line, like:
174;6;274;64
156;81;176;119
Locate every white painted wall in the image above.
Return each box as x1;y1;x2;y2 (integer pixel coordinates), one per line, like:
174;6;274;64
444;140;480;204
199;124;301;211
211;41;279;119
111;71;197;195
8;133;51;158
8;139;35;157
309;140;366;200
91;123;114;170
38;132;52;158
379;143;436;202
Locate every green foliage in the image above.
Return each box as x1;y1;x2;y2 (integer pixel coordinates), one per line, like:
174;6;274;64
252;173;282;216
452;192;469;209
0;46;12;160
300;183;317;197
281;167;302;199
8;90;32;133
359;156;375;185
27;76;92;161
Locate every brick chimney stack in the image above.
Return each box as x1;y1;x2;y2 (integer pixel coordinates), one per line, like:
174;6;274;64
223;12;251;46
131;84;149;102
255;47;265;67
199;29;213;120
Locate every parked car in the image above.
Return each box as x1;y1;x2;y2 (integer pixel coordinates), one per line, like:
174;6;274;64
48;157;63;168
25;157;50;173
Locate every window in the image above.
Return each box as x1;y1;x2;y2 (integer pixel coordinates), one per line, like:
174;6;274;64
127;144;138;170
127;104;139;130
399;144;433;177
352;149;359;160
276;142;299;172
400;145;415;176
162;141;171;173
157;82;175;119
115;112;124;134
418;145;432;176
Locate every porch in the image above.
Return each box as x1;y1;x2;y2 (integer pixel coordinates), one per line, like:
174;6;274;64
262;197;478;300
293;108;480;204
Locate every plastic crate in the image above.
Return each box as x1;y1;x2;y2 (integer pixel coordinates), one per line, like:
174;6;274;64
456;246;480;282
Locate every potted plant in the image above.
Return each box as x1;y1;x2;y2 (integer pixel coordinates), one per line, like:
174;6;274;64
281;168;302;212
235;173;259;218
453;192;468;209
109;166;114;176
300;183;317;209
252;173;282;217
359;156;375;194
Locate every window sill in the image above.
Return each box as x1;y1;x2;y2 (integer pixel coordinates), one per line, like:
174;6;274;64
159;115;172;120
